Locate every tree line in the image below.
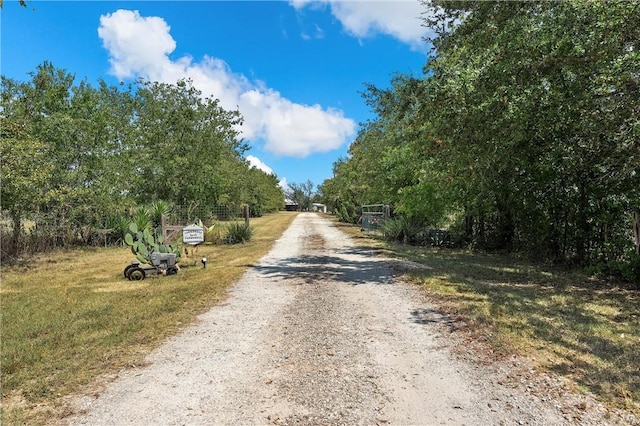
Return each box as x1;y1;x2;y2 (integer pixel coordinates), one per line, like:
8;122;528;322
318;0;640;282
1;62;284;260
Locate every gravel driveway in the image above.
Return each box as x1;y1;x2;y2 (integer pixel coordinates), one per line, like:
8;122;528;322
68;213;637;425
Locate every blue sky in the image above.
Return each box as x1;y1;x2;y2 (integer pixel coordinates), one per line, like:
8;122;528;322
2;1;432;190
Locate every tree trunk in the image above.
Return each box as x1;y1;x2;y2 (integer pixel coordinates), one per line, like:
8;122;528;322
464;204;474;243
633;209;640;256
496;199;514;250
575;178;590;264
10;210;22;256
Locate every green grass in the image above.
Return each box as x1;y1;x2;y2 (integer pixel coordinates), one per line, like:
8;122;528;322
1;212;298;425
332;219;640;416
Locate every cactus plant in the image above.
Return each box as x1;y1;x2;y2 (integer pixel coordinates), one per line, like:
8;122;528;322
124;222;181;265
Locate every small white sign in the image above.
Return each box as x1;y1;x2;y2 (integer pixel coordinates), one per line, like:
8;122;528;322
182;225;204;245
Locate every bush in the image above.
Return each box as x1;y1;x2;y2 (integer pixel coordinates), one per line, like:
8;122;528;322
336;201;357;224
224;222;254;244
586;254;640;287
250;204;263;218
132;207;152;232
105;215;130;245
381;217;421;244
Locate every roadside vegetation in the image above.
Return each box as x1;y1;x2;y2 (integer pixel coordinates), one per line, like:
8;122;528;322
0;212;297;425
334;219;640;417
318;2;640;411
1;64;285;263
319;0;640;412
318;0;640;282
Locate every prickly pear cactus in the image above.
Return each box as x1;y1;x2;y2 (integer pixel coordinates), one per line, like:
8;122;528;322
124;223;181;265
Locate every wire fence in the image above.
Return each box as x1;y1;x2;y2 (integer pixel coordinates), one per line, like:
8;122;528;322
163;205;244;226
0;204;247;262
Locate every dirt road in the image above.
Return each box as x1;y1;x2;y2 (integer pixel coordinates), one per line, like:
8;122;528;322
68;213;635;425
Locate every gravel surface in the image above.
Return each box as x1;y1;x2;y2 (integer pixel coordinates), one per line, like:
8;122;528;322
66;213;639;425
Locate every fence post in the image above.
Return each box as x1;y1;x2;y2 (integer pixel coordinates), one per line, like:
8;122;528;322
161;214;167;242
243;205;250;226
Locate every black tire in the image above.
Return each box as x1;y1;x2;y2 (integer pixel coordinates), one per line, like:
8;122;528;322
124;264;136;278
166;267;178;276
128;267;146;281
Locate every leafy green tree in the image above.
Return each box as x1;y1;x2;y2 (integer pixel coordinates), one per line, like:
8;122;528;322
358;75;453;226
130;79;246;208
2;63;284;259
242;167;285;215
422;0;640;262
325;0;639;277
0;120;53;252
1;63;88;248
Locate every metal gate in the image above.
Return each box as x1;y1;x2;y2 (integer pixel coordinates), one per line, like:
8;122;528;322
360;204;390;232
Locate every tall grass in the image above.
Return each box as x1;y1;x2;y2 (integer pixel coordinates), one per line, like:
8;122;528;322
1;212;298;425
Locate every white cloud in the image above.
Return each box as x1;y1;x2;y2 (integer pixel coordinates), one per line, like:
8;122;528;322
98;10;175;79
246;155;274;175
301;22;326;40
246;155;289;190
278;176;289;190
290;0;431;50
98;9;356;158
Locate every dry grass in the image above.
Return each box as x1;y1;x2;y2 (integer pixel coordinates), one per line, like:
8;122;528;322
0;212;298;425
5;213;638;422
332;218;640;416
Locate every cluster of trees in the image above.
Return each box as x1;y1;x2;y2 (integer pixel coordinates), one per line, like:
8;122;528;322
319;0;639;280
1;62;284;259
286;180;316;212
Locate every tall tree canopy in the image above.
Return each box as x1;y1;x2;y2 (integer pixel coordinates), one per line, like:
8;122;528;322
1;62;284;257
323;0;639;277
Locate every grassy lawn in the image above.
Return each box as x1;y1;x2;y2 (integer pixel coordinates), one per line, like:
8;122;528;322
332;219;640;416
1;212;298;425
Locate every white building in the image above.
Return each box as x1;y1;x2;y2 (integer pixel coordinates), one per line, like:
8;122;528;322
312;203;327;213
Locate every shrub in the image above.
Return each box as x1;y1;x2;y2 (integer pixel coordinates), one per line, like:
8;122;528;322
204;222;224;244
381;217;421;244
586;254;640;287
224;222;254;244
336;201;357;224
150;201;172;229
132;207;152;232
105;215;130;245
250;204;263;218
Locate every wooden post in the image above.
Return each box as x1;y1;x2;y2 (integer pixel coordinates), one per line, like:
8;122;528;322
243;205;250;226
